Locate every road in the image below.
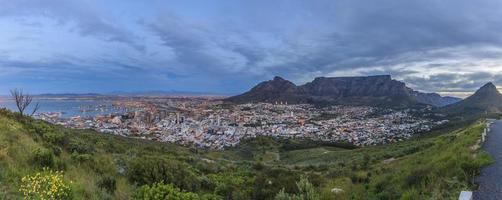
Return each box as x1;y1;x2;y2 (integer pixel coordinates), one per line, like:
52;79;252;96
474;120;502;200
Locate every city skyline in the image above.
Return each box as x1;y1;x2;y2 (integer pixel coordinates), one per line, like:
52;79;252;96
2;0;502;96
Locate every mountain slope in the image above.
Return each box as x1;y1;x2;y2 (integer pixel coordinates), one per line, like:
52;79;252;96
227;75;459;107
412;92;461;107
442;82;502;115
227;76;304;103
0;109;492;199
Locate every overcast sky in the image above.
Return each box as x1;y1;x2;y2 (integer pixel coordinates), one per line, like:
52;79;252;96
1;0;502;96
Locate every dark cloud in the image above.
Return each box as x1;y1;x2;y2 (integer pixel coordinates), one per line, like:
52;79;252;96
403;72;496;93
0;0;145;51
2;0;502;95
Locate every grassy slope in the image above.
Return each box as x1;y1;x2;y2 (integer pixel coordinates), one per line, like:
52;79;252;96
0;110;197;199
0;108;494;200
206;121;494;199
320;120;493;199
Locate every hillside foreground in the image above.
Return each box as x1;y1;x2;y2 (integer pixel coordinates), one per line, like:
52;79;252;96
0;108;494;199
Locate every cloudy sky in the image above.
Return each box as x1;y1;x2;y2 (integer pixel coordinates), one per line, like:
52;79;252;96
1;0;502;96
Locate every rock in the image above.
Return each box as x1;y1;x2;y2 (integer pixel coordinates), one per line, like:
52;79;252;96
331;188;344;193
383;157;397;164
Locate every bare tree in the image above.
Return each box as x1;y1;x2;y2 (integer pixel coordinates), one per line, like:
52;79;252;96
10;89;39;116
30;102;40;116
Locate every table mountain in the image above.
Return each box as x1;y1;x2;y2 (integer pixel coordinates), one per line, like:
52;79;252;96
227;75;459;107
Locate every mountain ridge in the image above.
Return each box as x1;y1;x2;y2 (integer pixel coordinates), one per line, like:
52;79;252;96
226;75;461;107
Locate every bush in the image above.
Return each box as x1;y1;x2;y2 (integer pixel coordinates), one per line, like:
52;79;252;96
405;166;432;187
97;176;116;194
274;176;320;200
350;172;368;184
132;182;213;200
400;189;419;200
68;139;94;154
19;168;72;200
70;152;93;163
127;156;202;191
50;145;63;156
208;174;251;200
32;148;54;168
42;131;66;146
30;121;55;136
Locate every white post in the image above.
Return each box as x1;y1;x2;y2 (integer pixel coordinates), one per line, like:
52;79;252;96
482;128;486;142
459;191;473;200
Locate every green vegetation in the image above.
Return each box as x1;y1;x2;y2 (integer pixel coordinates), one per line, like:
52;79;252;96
19;168;72;200
275;177;320;200
133;182;219;200
0;108;493;199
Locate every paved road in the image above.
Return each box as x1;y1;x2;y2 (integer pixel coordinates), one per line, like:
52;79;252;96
474;120;502;200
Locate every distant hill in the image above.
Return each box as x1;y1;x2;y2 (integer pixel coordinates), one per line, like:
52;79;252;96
412;92;461;107
107;90;229;97
36;93;103;97
33;91;230;98
226;75;460;107
442;82;502;115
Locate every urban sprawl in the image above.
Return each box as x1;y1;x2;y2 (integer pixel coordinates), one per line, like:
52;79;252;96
36;97;448;149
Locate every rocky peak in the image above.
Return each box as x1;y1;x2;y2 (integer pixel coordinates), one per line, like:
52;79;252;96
273;76;286;81
260;76;294;88
474;82;500;96
442;82;502;115
243;76;297;96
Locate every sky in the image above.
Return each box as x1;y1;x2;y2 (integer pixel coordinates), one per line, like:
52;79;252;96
2;0;502;97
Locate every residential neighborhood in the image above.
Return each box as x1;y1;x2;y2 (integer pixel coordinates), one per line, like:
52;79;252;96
36;98;448;149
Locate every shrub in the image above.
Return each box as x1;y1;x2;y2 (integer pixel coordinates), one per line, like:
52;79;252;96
30;121;55;136
274;176;320;200
42;131;66;146
32;148;54;168
68;139;93;154
132;182;211;200
50;145;63;156
97;176;116;194
350;172;368;184
208;174;251;200
70;152;93;163
400;189;419;200
253;162;265;171
405;166;432;187
19;168;72;200
127;156;202;191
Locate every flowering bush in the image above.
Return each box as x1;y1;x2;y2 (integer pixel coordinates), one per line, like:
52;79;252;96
19;168;72;200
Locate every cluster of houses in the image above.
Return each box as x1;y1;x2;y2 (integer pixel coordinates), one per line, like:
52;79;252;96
36;98;448;149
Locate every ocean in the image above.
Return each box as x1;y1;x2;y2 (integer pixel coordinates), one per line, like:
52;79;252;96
0;98;123;118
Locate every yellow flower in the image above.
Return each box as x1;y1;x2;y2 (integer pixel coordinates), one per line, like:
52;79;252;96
20;169;72;200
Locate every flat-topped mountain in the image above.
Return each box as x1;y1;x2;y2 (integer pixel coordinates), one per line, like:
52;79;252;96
226;75;460;107
442;82;502;115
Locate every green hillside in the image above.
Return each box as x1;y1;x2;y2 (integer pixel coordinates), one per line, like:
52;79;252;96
0;108;493;199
